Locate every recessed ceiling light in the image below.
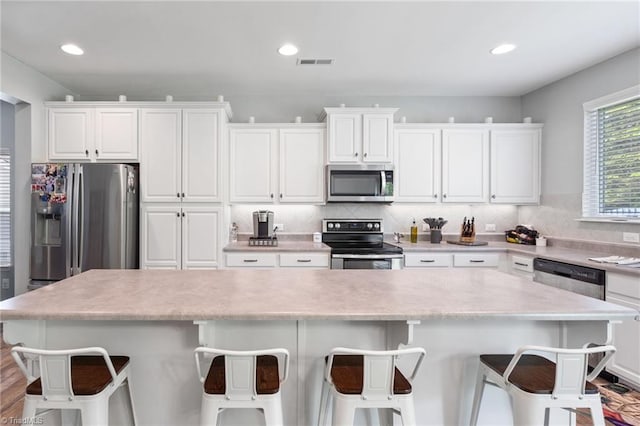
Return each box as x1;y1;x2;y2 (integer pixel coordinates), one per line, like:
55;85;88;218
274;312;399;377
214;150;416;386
490;43;516;55
278;44;298;56
60;44;84;56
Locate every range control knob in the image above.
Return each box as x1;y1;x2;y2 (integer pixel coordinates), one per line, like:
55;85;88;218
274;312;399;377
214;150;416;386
335;223;341;229
374;223;380;230
327;223;334;229
366;223;373;230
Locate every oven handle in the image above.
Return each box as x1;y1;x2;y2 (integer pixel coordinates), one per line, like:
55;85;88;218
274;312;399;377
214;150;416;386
332;254;404;260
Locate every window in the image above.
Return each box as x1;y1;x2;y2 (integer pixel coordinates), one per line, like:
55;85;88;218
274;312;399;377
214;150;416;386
583;85;640;219
0;148;10;267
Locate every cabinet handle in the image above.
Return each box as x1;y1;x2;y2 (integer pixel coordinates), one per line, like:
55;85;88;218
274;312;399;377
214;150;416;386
182;212;185;217
443;194;447;199
243;259;258;263
182;193;185;198
85;149;89;156
469;260;485;263
420;259;436;263
491;194;496;199
433;194;438;198
177;193;180;198
514;262;529;267
270;193;274;198
354;152;358;157
280;193;283;198
297;259;312;263
95;149;99;156
176;212;180;217
364;153;367;158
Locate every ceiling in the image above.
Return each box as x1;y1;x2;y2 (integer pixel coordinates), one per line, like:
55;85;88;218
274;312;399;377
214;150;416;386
1;1;639;99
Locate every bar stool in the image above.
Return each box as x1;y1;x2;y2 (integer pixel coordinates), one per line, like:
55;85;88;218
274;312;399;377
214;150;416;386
470;344;616;426
317;346;426;426
194;347;289;426
11;346;137;426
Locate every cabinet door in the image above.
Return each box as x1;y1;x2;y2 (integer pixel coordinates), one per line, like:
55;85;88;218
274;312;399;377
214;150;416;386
48;108;94;161
328;113;361;163
362;114;393;163
229;128;277;203
279;128;325;203
94;108;138;161
394;129;441;202
441;129;489;203
606;294;640;387
140;204;181;269
182;206;220;269
490;129;540;204
182;109;220;202
140;109;182;202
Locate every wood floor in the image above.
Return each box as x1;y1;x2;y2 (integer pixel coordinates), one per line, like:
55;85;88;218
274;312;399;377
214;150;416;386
0;330;26;422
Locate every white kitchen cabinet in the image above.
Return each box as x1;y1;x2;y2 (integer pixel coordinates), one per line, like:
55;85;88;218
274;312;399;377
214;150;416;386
140;108;222;203
453;253;500;267
47;107;138;162
229;125;325;204
279;128;325;203
441;128;490;203
507;254;535;278
394;128;441;202
279;253;329;268
404;253;452;268
605;273;640;388
324;107;397;163
226;253;278;268
141;204;221;269
229;127;278;203
490;128;541;204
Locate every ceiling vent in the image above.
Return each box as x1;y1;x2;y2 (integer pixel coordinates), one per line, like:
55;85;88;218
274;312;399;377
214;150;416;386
297;58;334;66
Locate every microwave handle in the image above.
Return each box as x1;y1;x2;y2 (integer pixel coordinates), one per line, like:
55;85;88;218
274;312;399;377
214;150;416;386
381;171;387;195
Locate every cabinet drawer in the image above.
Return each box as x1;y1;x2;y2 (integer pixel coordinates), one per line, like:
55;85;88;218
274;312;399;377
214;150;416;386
511;255;534;273
279;253;329;268
226;253;277;268
404;253;452;268
607;273;640;300
453;253;499;267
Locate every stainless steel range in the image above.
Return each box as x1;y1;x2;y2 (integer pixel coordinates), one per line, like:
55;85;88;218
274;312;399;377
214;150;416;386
322;219;403;269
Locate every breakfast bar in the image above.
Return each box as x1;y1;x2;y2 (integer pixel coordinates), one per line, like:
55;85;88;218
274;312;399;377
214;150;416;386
0;269;637;425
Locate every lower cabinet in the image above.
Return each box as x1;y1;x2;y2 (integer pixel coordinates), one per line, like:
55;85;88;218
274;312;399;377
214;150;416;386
605;273;640;388
404;252;500;268
505;254;535;279
225;252;329;268
141;204;221;269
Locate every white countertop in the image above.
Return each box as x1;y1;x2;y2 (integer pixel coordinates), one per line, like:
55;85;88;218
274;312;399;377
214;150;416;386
0;269;635;321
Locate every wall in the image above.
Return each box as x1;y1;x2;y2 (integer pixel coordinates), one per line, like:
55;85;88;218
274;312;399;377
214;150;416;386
519;48;640;243
1;52;72;295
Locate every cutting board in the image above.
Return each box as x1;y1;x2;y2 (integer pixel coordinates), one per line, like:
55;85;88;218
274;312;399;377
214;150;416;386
446;240;489;246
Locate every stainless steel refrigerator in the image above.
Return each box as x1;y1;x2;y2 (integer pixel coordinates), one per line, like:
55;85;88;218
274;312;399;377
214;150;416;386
30;163;138;289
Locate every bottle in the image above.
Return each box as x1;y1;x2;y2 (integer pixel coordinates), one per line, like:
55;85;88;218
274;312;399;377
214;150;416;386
229;222;238;243
410;218;418;243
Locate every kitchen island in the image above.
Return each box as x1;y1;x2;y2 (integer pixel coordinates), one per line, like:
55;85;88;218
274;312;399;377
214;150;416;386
1;269;636;425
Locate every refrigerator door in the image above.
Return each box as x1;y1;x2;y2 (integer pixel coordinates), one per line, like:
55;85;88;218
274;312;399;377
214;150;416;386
77;164;139;272
30;163;72;281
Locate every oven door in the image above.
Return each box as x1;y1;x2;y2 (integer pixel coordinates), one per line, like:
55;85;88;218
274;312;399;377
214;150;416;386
331;254;403;270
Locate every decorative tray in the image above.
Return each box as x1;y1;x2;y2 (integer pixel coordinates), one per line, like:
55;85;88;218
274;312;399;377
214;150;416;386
446;240;489;246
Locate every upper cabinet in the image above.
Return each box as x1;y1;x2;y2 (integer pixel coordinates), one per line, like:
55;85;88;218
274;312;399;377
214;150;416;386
47;107;138;162
489;127;541;204
323;107;397;163
394;127;441;202
229;125;325;204
140;108;224;203
441;128;490;203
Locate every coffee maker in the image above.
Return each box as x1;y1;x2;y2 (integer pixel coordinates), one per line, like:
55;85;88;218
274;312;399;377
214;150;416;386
250;210;277;246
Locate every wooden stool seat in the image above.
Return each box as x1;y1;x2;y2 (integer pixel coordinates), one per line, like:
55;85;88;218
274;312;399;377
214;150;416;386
26;355;130;396
204;355;280;395
480;354;599;395
330;355;412;395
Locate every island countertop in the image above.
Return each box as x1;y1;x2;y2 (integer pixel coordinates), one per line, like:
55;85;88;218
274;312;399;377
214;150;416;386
0;269;636;321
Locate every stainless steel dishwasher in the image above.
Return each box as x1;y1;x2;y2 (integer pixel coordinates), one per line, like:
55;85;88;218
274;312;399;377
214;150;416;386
533;258;606;300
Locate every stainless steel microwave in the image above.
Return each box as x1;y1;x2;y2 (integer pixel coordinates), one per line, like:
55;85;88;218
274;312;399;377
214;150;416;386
326;164;394;203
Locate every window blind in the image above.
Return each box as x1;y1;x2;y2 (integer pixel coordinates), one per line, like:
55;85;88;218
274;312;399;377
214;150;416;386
583;89;640;218
0;149;10;266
